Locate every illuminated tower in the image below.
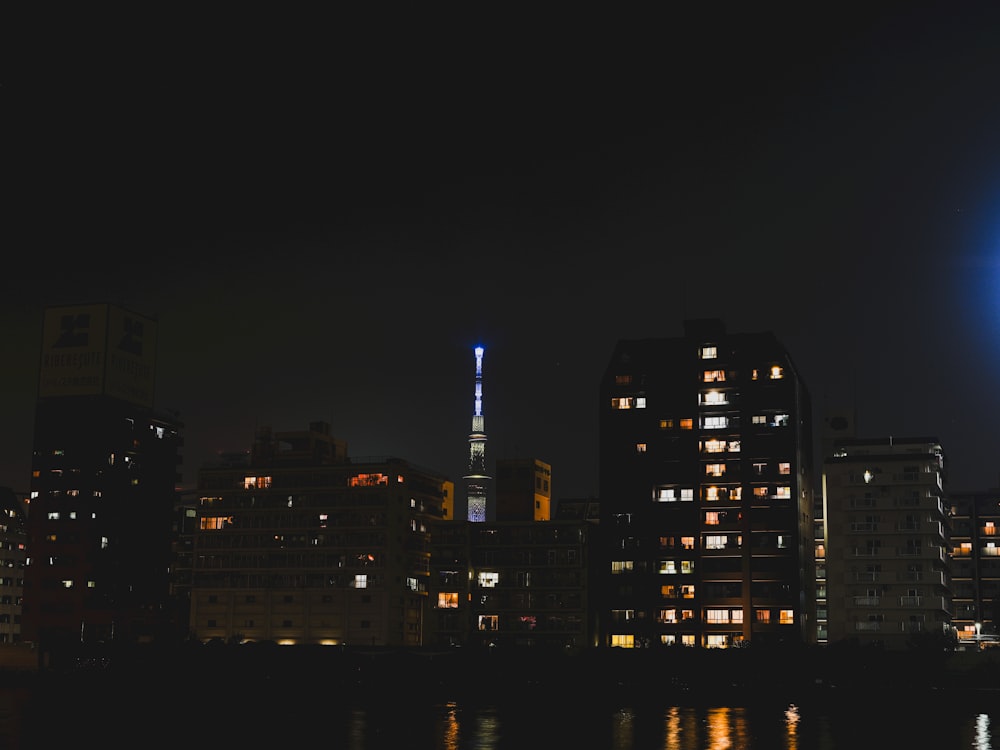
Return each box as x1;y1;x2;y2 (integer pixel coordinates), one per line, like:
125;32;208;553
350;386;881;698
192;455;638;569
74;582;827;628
464;345;490;522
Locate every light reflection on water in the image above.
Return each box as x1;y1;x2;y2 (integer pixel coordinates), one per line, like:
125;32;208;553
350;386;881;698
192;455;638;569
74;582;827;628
0;684;994;750
348;700;997;750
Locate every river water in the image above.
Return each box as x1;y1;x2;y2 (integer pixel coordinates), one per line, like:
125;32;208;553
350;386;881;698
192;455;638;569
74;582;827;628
0;677;994;749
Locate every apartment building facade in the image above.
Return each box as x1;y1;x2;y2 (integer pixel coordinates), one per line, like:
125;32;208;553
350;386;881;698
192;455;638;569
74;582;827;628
189;421;452;646
824;436;952;649
598;319;815;649
22;303;184;652
948;488;1000;648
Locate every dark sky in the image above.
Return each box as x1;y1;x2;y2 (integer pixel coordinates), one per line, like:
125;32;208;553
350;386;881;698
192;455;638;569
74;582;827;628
6;6;1000;499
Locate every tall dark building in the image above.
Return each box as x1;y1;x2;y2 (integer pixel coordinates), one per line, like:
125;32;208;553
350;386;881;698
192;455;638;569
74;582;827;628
22;303;183;653
949;488;1000;648
463;346;491;522
598;319;815;649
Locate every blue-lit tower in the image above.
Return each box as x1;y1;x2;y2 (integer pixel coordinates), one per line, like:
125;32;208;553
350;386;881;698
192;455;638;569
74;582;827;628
464;345;490;522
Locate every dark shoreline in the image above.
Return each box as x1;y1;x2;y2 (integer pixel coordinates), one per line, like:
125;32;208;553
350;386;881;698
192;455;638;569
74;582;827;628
2;642;998;710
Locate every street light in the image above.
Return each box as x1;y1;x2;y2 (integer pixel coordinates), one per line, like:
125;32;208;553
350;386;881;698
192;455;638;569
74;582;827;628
975;621;982;650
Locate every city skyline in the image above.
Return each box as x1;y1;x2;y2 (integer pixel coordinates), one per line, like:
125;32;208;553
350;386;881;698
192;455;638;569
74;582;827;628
5;5;1000;498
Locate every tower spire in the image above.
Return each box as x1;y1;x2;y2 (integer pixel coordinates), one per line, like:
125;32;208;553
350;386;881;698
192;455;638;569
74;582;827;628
464;345;490;522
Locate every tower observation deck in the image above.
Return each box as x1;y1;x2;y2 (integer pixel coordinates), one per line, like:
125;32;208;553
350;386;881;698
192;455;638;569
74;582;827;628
463;345;490;522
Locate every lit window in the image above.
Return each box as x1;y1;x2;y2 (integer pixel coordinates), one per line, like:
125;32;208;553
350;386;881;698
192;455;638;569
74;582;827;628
660;608;677;624
705;512;723;526
660;419;674;429
656;487;677;502
753;487;768;499
611;561;634;574
772;413;790;427
705;463;725;477
700;390;728;405
681;586;695;599
200;516;233;531
703;416;728;429
681;536;695;550
478;615;498;631
243;476;273;489
776;487;791;499
702;370;726;383
779;462;791;475
703;439;726;453
729;440;741;453
635;397;647;409
610;634;635;648
615;374;633;385
706;635;728;648
661;635;677;645
779;609;794;625
752;415;766;425
731;487;742;501
478;572;499;587
705;535;726;550
706;608;730;623
611;397;633;410
769;365;784;380
681;634;696;646
349;473;388;487
756;609;771;624
61;580;73;588
659;560;677;574
680;488;694;502
700;346;717;359
636;443;647;453
661;584;677;597
680;419;694;430
354;574;368;588
681;561;695;574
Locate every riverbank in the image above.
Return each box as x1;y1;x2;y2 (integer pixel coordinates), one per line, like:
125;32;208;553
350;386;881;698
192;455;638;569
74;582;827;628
4;641;999;708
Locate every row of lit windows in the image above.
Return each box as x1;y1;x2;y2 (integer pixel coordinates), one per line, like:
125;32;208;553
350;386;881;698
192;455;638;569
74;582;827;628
617;607;795;624
704;462;792;476
655;486;792;502
239;473;407;490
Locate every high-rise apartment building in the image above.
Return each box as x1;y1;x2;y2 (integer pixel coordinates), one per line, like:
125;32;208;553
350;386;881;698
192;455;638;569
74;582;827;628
0;488;27;645
22;303;184;653
598;319;815;649
824;436;951;649
944;489;998;648
189;421;451;646
814;409;858;645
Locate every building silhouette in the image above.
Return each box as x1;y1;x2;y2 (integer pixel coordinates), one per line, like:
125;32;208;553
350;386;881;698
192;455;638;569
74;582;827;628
189;421;451;646
463;346;491;522
22;303;184;655
0;488;26;645
494;457;551;522
598;318;815;648
948;488;1000;647
824;436;952;649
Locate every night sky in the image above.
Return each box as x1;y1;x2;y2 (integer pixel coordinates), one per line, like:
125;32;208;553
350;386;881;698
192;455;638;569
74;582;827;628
5;6;1000;500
